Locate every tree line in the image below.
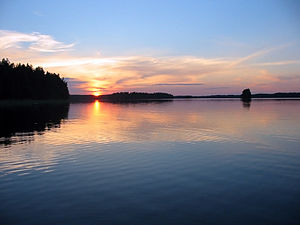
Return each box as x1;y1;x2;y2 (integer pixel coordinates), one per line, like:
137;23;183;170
0;58;69;100
99;92;174;101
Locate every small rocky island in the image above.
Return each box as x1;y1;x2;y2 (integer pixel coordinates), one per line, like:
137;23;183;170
241;88;252;102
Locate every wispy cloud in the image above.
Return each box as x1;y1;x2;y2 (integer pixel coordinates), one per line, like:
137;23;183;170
0;30;74;52
63;78;91;94
205;86;230;90
230;48;275;66
154;83;204;86
1;30;299;95
254;60;300;66
229;45;292;67
35;55;228;94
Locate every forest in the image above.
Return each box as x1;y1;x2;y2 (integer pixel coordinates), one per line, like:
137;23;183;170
99;92;174;101
0;58;69;100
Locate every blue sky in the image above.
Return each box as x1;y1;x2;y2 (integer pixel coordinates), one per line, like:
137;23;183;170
0;0;300;95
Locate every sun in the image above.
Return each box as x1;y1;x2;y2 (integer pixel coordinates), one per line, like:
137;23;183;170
93;91;101;97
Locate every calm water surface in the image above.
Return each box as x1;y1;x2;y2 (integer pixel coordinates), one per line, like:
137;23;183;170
0;99;300;224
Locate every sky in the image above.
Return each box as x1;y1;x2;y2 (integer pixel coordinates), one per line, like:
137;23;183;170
0;0;300;95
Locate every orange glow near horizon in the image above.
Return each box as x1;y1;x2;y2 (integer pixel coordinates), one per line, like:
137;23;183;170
2;47;300;95
93;92;101;97
36;99;300;146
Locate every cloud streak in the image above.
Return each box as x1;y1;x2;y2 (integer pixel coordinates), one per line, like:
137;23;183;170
0;30;74;52
254;60;300;66
27;55;230;94
1;30;299;95
154;83;204;86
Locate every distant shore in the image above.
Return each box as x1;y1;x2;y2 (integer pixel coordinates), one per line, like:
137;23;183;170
1;92;300;105
175;92;300;99
71;92;300;102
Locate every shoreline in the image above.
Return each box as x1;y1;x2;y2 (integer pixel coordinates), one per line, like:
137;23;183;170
1;97;300;106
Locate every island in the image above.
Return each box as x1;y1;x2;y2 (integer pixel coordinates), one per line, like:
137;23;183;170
99;92;173;102
241;88;252;102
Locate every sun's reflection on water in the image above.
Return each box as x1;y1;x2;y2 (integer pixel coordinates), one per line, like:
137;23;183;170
1;99;300;176
93;100;100;115
52;99;300;146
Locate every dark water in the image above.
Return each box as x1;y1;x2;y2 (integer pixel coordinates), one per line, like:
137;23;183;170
0;99;300;225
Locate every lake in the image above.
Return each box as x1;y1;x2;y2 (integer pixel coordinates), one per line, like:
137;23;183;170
0;99;300;225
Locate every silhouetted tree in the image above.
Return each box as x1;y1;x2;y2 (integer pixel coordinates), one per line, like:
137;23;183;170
0;58;69;100
241;88;252;102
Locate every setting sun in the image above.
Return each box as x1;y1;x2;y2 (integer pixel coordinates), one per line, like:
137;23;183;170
1;1;300;224
93;92;101;97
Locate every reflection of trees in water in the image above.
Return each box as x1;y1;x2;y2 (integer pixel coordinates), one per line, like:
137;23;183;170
104;99;174;104
0;103;69;146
